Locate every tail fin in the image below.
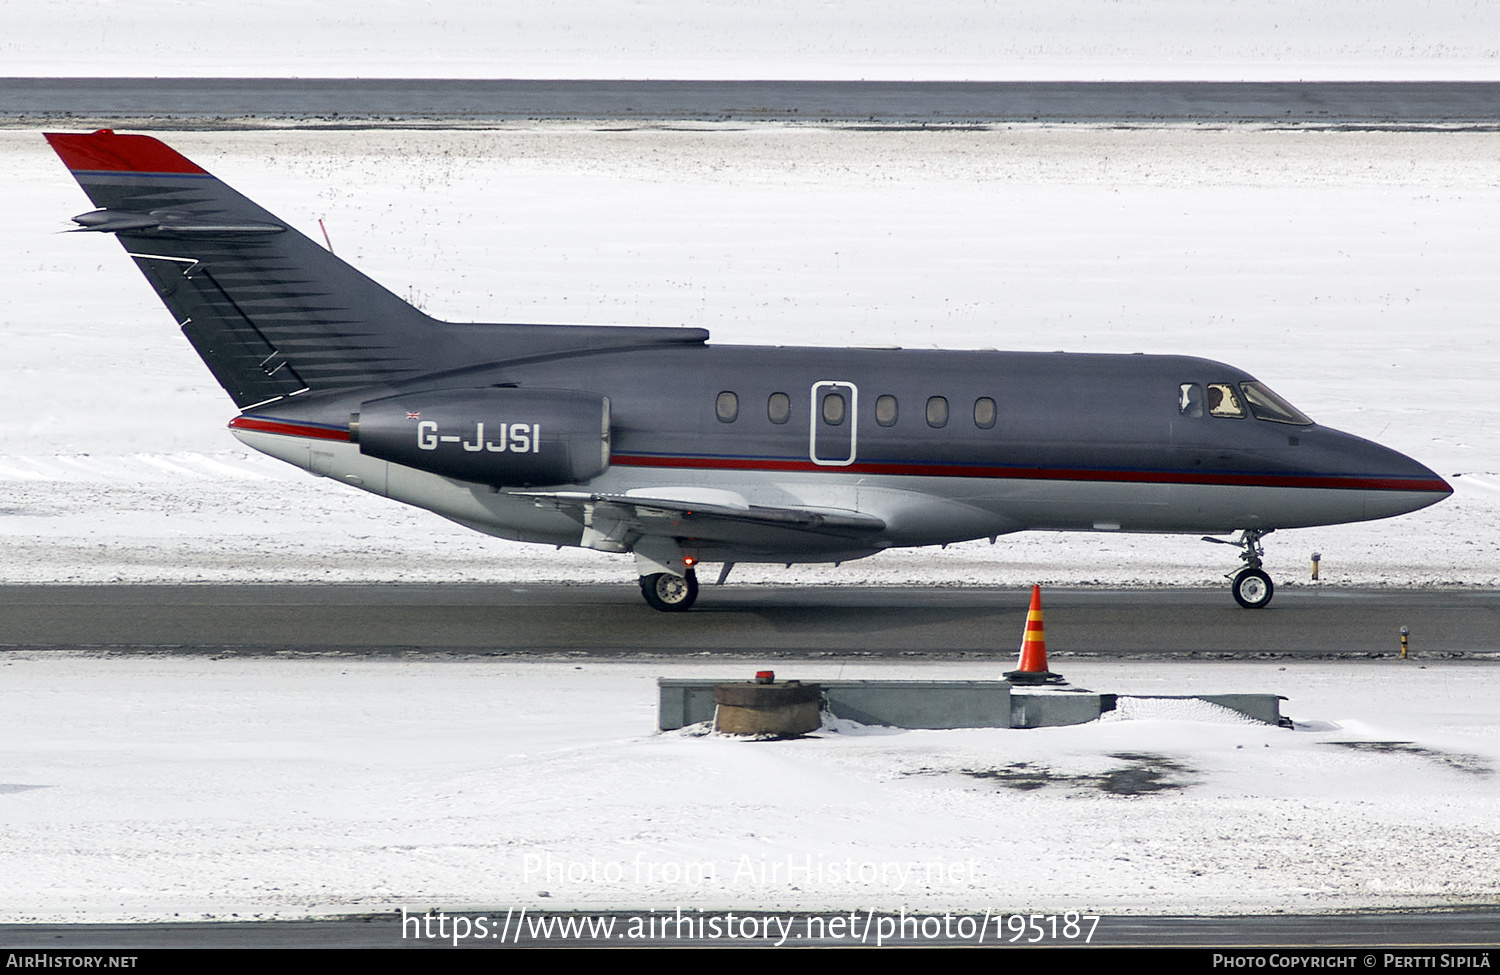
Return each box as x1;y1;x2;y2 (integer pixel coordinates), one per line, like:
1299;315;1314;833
47;129;443;408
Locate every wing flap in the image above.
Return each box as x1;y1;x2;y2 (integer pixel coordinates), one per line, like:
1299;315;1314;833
514;490;885;548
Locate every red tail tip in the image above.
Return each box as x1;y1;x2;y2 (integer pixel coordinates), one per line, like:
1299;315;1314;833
44;130;207;176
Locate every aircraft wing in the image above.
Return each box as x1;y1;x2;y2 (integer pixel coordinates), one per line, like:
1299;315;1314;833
514;490;886;550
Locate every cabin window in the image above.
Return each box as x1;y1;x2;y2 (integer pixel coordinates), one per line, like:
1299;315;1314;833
1207;383;1245;418
926;396;949;428
716;391;739;423
1241;382;1313;426
821;391;847;426
767;391;791;424
973;397;996;429
875;394;898;427
1179;383;1203;417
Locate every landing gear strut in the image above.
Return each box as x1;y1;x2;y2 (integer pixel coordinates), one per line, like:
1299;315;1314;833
640;569;699;612
1203;529;1276;609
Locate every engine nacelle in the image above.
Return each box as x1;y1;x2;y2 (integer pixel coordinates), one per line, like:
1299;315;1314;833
355;387;610;486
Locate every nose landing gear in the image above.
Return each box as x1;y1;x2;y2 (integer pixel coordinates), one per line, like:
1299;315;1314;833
1203;529;1276;609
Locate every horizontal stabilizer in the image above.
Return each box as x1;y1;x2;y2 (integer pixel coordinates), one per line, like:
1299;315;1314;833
72;207;286;236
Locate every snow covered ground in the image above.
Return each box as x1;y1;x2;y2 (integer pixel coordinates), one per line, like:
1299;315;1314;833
0;654;1496;921
3;124;1497;588
4;0;1500;80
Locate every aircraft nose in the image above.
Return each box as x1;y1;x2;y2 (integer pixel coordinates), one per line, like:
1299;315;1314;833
1317;428;1452;519
1370;441;1451;496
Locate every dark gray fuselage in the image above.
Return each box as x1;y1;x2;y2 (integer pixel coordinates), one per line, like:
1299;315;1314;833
241;334;1449;565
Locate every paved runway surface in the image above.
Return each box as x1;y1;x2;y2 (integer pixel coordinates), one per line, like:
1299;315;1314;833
2;909;1496;948
6;79;1500;124
1;584;1495;656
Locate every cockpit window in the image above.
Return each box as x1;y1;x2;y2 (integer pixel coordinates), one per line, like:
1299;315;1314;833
1240;381;1313;426
1207;383;1246;418
1179;383;1203;417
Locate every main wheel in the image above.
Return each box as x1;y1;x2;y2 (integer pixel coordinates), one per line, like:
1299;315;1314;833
640;569;699;612
1232;567;1274;609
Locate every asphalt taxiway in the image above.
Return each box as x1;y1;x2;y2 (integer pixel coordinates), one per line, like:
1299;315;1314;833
7;79;1500;125
2;909;1497;949
0;584;1495;657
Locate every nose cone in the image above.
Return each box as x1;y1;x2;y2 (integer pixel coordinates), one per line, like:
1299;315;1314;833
1311;427;1452;520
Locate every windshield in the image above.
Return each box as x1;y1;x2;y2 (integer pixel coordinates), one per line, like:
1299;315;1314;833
1240;381;1313;426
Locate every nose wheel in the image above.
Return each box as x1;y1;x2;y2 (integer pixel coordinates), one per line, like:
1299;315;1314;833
1204;529;1276;609
640;569;699;612
1231;567;1274;609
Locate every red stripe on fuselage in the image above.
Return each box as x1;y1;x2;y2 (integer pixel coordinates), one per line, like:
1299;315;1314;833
44;130;208;175
218;426;1448;495
228;416;351;442
610;453;1451;494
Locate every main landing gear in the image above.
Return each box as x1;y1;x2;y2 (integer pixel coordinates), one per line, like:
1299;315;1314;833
640;569;699;612
1203;528;1276;609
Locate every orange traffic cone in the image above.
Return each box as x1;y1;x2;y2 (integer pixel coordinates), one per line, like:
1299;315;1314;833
1004;585;1066;685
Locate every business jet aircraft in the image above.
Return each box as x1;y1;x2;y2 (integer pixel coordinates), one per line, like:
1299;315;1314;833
47;130;1451;611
